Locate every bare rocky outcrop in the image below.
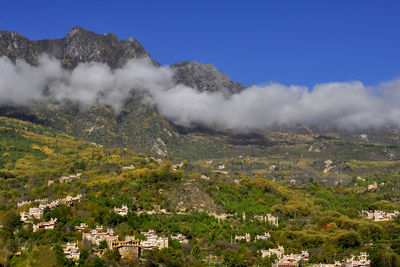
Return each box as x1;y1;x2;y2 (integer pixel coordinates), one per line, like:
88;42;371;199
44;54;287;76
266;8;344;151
163;178;223;214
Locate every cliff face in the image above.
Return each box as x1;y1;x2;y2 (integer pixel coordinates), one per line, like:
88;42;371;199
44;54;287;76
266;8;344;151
0;31;40;64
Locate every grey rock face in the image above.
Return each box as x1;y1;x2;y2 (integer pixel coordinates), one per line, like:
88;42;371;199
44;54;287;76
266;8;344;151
0;31;39;64
171;61;245;94
0;26;151;69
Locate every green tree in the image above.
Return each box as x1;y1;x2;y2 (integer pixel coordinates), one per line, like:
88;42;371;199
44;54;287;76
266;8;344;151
336;231;361;249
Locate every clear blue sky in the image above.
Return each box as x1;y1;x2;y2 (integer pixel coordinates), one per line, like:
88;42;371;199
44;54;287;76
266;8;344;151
2;0;400;87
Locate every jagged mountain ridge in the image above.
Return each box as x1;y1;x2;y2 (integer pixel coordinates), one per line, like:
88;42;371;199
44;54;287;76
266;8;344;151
0;26;244;91
0;26;151;68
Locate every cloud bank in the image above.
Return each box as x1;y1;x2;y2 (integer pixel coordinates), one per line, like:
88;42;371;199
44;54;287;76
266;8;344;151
1;55;400;131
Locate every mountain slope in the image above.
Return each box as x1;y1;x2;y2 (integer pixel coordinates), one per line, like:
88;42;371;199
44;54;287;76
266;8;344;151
0;27;255;157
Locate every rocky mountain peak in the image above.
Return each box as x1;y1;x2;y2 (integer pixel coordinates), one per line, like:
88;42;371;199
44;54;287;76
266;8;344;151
171;61;245;94
66;26;118;43
66;26;86;38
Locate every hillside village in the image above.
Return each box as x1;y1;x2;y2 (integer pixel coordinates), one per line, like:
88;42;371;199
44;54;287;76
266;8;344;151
14;186;376;267
9;166;397;266
0;118;400;266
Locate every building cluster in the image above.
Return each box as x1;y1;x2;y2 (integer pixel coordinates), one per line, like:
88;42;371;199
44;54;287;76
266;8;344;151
255;232;271;240
75;223;88;231
234;233;251;243
82;227;169;260
272;251;309;267
82;226;119;247
39;195;81;209
19;195;82;222
17;198;48;208
33;218;57;232
171;233;188;244
261;246;285;259
122;165;135;170
20;207;43;222
342;252;370;267
253;214;279;226
114;205;129;216
60;194;82;205
361;210;399;221
262;248;370;267
19;195;81;232
39;200;59;210
139;229;169;250
59;172;82;183
17;200;32;208
63;242;80;261
111;236;141;260
261;246;309;267
83;226;142;259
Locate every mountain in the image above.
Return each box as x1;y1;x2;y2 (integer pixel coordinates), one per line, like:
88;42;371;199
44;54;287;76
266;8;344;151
0;26;244;93
0;27;399;160
0;27;259;158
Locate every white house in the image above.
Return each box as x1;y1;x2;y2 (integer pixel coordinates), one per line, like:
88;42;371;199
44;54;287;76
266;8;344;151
64;242;80;261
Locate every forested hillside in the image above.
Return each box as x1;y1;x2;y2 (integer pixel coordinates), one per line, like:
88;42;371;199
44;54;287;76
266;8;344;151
0;117;399;266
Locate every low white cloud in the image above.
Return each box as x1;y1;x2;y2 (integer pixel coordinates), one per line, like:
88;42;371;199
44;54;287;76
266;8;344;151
154;80;400;130
0;55;173;110
1;55;400;131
